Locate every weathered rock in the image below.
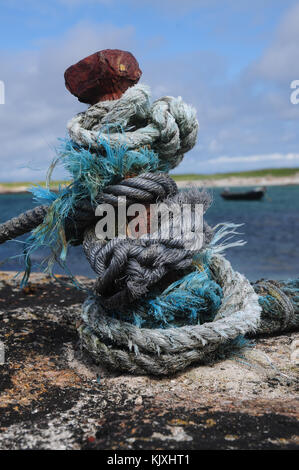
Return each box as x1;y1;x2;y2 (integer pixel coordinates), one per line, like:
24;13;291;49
0;271;298;450
64;49;142;104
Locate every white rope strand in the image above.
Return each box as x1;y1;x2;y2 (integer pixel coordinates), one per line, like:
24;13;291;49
67;84;199;169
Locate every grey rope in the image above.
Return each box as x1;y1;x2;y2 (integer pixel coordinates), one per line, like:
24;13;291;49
253;280;299;334
0;172;177;245
0;200;96;246
83;231;193;306
2;171;297;377
3;80;297;378
0;205;48;244
78;259;298;376
82;176;213;305
78;255;262;375
97;172;178;206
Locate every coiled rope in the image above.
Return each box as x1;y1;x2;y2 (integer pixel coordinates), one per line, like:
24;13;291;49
1;84;298;376
67;84;198;169
78;256;298;376
79;255;262;375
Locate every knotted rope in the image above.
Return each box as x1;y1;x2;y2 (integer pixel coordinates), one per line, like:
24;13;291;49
82;173;213;305
67;84;198;169
98;172;178;205
83;231;194;307
1;83;298;377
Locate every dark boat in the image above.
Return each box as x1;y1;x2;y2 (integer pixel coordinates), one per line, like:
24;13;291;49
221;187;266;201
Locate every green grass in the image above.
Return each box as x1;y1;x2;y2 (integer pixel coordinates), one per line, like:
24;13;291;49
171;167;299;181
0;168;298;188
0;180;69;189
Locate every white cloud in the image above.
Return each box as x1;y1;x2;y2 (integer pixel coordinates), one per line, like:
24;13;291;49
206;153;299;165
1;3;299;181
0;22;136;182
254;3;299;82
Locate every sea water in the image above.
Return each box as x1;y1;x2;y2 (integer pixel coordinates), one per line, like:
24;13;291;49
0;185;298;281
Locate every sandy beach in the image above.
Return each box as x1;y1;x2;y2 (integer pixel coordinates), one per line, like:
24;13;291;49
175;173;299;188
0;185;29;194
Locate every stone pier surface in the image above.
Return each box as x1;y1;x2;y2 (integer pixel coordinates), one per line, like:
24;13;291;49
0;271;298;450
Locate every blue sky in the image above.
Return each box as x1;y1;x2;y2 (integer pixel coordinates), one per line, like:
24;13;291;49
0;0;299;181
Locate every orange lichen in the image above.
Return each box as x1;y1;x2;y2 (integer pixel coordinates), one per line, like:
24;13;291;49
0;354;82;408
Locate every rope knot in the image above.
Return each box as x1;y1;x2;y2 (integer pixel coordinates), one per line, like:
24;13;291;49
67;84;199;169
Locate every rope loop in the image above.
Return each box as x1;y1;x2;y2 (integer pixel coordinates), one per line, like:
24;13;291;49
67;84;199;169
79;255;262;376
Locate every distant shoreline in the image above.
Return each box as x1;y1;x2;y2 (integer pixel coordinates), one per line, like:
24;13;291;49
1;168;299;193
176;174;299;188
0;186;30;194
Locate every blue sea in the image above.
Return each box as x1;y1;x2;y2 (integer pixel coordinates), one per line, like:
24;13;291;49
0;185;298;281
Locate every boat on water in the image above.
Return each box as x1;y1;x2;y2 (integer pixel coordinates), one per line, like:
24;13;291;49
221;186;266;201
